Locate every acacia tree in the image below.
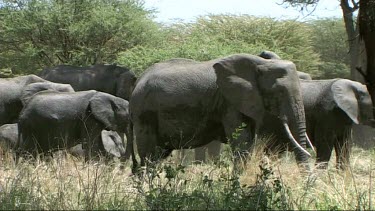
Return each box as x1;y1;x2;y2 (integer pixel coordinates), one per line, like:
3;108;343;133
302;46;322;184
0;0;159;74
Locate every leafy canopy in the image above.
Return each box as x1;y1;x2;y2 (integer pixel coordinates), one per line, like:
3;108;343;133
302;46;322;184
0;0;159;74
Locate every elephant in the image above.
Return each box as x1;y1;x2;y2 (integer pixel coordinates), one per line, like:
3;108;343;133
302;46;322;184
39;63;137;159
259;78;374;169
38;63;137;101
21;81;75;105
191;59;312;164
16;90;135;164
258;50;312;80
0;123;126;160
0;75;47;125
130;54;312;168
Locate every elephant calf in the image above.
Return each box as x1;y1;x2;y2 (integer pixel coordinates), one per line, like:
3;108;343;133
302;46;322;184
17;90;134;163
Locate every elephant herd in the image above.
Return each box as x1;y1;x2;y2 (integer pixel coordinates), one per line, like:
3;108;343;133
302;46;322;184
0;51;373;172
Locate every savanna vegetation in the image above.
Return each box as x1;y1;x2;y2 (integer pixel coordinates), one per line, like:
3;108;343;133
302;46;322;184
0;0;374;210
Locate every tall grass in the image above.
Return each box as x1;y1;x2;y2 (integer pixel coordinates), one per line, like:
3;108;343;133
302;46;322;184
0;140;374;210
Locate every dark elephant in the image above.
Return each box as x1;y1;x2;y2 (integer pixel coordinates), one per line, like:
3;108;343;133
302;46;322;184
38;64;136;101
130;54;311;168
260;79;374;169
0;75;48;125
17;90;135;164
0;123;126;160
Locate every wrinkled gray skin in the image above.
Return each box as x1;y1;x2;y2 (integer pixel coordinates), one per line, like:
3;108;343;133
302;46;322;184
21;82;75;105
0;75;47;126
130;54;310;168
192;65;312;163
260;79;374;169
38;64;137;159
17;90;135;163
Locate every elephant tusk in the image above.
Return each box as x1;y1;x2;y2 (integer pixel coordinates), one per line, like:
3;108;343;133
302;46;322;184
305;132;316;154
282;123;311;157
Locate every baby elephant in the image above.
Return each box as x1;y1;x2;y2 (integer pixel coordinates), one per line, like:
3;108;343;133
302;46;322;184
17;90;132;162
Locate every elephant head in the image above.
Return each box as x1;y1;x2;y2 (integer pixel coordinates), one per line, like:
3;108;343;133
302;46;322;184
109;64;137;101
332;79;374;126
213;54;311;163
21;82;75;105
89;92;130;133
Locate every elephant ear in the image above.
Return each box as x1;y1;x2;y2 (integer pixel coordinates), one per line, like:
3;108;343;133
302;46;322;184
332;79;359;124
213;55;264;122
89;93;117;130
101;130;125;157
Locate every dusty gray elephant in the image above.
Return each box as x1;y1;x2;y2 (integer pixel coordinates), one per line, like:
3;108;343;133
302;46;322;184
21;81;75;105
260;79;374;169
0;75;48;125
38;64;137;101
17;90;135;164
130;54;311;168
39;63;137;159
192;63;312;164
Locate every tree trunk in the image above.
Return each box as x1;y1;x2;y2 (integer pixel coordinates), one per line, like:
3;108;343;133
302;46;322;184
340;0;362;82
358;0;375;117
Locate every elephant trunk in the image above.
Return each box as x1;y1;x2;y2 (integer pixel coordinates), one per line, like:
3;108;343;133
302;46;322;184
280;96;311;165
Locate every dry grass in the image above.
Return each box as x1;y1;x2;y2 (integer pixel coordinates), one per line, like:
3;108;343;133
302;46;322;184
0;141;374;210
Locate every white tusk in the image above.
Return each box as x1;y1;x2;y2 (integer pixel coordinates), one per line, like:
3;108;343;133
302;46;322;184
283;123;311;157
305;132;316;154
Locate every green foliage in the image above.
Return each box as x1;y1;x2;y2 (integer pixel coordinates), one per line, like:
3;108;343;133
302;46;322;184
133;159;292;210
0;0;159;74
308;18;351;79
117;15;321;76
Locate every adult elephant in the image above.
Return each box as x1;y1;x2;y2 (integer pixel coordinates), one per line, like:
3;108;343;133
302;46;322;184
38;64;136;101
0;123;127;160
191;61;312;164
39;64;137;159
17;90;135;164
258;50;312;80
0;75;47;125
130;54;311;168
260;79;374;169
21;82;75;105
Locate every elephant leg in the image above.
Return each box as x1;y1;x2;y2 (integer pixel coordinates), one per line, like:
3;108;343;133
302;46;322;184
194;146;206;163
134;122;157;167
206;140;221;161
315;134;334;169
81;120;102;162
334;129;351;170
222;109;254;167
